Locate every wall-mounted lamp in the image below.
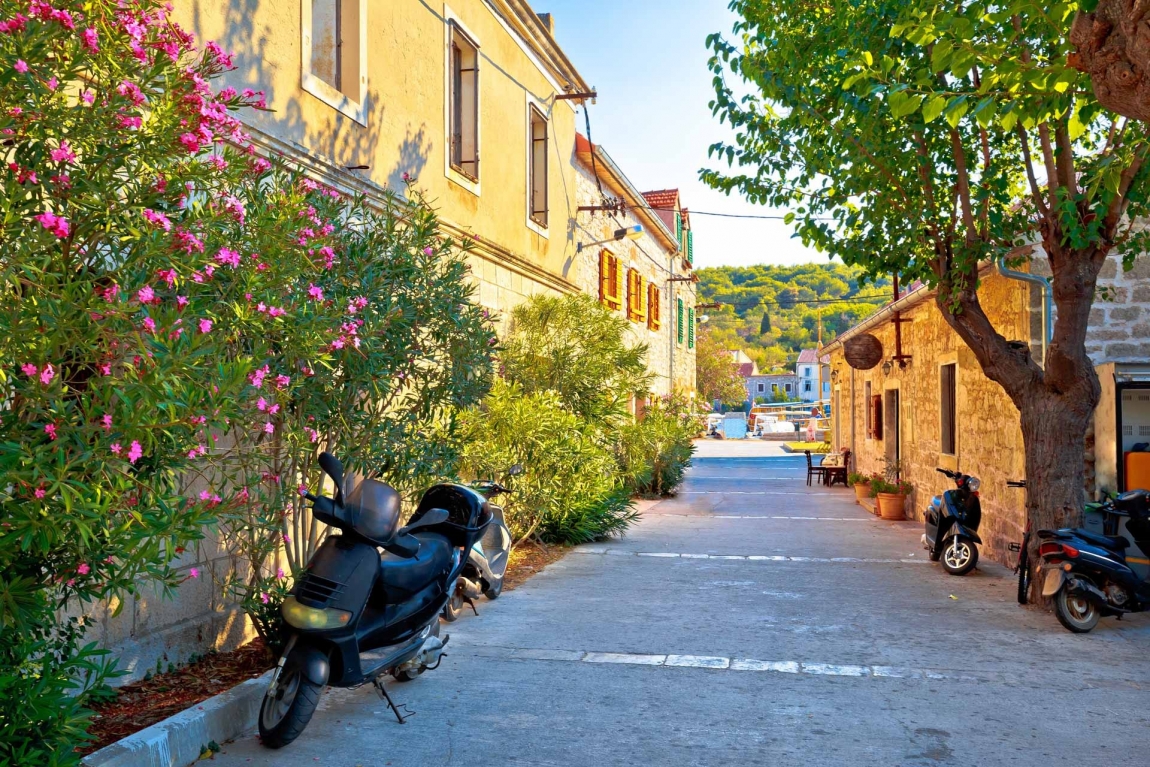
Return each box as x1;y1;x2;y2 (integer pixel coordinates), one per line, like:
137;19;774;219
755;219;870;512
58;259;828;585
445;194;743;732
699;315;710;324
577;225;643;253
881;360;893;376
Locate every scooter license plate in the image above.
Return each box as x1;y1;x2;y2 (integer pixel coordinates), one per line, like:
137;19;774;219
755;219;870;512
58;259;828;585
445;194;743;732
1042;568;1064;597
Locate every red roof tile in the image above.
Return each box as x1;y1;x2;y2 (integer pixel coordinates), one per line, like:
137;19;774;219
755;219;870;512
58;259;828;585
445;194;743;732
641;189;679;212
736;362;757;378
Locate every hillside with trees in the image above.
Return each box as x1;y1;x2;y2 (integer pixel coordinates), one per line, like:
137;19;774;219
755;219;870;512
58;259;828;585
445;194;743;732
696;264;891;373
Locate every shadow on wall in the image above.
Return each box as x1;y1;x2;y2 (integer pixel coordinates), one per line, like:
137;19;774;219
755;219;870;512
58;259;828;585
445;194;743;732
192;0;433;192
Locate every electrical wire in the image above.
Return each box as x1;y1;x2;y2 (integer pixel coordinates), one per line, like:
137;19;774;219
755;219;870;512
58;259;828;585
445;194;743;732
635;203;835;222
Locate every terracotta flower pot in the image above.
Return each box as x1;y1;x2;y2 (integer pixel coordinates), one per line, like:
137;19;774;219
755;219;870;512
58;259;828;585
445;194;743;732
853;483;870;503
876;492;907;520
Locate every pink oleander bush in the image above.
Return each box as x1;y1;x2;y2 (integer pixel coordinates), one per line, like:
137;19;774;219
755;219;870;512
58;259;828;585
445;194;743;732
0;1;494;760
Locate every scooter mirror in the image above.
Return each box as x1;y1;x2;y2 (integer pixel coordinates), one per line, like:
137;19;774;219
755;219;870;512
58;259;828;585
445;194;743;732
318;452;345;495
507;464;525;477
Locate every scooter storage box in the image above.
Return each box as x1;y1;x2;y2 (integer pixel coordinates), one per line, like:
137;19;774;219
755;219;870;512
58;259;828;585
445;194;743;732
412;484;492;548
1113;489;1150;518
1125;452;1150;492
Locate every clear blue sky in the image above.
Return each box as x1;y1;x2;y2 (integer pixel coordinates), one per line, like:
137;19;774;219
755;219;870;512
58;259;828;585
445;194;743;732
539;0;828;269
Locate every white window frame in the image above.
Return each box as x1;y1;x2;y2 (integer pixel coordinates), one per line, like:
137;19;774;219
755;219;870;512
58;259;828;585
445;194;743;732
525;94;549;236
301;0;368;125
444;7;481;195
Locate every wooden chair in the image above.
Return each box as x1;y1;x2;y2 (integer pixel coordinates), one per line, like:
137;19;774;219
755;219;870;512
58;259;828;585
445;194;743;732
805;450;828;486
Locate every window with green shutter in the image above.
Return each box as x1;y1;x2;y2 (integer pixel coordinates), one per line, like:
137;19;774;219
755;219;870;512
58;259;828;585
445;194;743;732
677;298;684;344
688;307;695;348
687;230;694;264
675;212;682;244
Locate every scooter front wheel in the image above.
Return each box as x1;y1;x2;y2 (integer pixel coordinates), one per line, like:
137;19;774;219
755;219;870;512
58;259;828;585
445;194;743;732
484;576;503;600
941;537;978;575
1054;586;1100;633
441;591;464;622
258;663;322;748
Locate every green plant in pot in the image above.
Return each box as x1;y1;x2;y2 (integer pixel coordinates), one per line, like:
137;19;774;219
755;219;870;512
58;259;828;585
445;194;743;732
848;472;871;504
869;477;913;520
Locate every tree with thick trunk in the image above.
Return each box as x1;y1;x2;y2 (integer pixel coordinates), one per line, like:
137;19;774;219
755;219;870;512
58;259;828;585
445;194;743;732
1070;0;1150;122
703;0;1150;602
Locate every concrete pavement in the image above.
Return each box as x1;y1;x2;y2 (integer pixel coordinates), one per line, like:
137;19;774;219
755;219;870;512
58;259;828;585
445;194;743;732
211;454;1150;766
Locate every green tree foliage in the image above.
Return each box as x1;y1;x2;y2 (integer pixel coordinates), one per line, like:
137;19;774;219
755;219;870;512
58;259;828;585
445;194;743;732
500;293;652;425
704;0;1150;554
615;394;703;498
696;264;889;372
695;325;749;406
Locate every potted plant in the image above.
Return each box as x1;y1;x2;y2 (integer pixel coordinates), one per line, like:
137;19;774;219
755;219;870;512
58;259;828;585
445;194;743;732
848;472;870;503
869;477;913;520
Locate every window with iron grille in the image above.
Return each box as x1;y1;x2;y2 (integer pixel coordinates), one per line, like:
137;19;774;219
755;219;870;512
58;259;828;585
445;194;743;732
449;24;479;181
528;105;547;226
940;363;957;455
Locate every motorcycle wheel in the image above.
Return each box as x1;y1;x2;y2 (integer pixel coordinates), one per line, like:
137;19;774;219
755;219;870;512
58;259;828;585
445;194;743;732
441;591;464;622
941;537;978;576
258;662;322;749
1016;546;1030;605
1054;586;1100;633
928;544;941;562
484;576;503;600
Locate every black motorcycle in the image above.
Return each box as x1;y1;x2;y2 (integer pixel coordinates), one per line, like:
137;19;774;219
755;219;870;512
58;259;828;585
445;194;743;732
921;467;983;575
441;467;518;621
258;452;493;748
1038;489;1150;633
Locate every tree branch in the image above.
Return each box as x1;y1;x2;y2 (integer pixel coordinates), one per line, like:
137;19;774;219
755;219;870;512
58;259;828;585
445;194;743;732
1103;142;1150;235
1054;116;1079;199
949;129;977;243
1037;123;1060;222
1016;125;1049;219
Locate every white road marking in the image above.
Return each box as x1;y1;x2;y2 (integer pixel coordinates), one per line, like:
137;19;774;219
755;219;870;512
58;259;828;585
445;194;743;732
666;655;730;669
573;550;928;564
730;659;800;673
583;652;666;666
802;663;870;677
651;512;871;519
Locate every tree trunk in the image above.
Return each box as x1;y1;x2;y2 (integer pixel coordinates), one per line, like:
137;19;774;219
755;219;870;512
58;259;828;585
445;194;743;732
1069;0;1150;121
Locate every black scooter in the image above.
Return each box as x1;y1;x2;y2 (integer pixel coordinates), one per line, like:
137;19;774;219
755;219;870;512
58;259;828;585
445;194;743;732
921;467;983;575
1038;489;1150;633
441;467;518;621
258;452;493;748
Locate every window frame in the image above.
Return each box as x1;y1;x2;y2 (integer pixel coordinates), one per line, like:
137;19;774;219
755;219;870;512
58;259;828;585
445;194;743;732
599;250;622;311
676;298;684;344
444;11;481;194
646;282;661;331
940;362;957;456
301;0;368;125
864;380;873;439
687;307;695;348
526;101;549;232
626;268;647;324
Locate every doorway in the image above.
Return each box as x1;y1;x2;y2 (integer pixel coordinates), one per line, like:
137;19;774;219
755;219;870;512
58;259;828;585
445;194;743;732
885;388;900;475
1118;383;1150;491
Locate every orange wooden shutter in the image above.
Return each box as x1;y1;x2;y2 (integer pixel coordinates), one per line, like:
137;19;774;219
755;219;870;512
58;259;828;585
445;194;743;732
599;250;609;304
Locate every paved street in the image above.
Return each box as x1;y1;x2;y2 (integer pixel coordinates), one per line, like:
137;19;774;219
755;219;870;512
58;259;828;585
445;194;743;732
213;449;1150;766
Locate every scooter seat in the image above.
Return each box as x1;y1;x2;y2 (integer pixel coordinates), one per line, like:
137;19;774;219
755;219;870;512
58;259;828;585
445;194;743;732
1075;529;1130;552
379;532;453;596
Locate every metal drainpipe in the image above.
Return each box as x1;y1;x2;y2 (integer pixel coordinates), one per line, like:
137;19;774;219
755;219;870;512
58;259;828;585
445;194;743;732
996;255;1052;366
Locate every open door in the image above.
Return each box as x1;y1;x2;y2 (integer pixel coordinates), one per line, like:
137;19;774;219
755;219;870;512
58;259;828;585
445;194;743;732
885;388;900;476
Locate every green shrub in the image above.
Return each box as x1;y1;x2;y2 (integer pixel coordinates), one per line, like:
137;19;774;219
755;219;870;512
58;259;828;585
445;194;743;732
458;381;636;544
616;396;700;497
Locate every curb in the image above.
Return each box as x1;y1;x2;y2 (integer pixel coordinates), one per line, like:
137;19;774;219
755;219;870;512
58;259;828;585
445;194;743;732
82;670;271;767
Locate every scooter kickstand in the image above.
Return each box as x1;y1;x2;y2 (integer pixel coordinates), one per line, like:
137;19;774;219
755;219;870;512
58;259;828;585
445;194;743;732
463;595;479;616
373;677;412;724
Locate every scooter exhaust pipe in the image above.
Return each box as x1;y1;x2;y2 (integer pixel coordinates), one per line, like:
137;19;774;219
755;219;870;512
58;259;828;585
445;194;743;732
457;576;484;600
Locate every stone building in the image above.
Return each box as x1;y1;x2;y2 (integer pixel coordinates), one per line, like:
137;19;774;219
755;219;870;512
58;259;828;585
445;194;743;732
821;252;1150;566
85;0;697;682
746;373;800;403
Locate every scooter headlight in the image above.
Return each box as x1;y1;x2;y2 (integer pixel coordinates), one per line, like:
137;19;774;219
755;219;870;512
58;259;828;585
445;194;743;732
966;476;981;492
282;595;352;630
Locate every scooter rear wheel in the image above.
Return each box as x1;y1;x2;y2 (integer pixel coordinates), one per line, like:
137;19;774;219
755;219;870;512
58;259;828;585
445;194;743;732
258;663;322;748
1054;586;1100;633
441;591;464;622
484;577;503;600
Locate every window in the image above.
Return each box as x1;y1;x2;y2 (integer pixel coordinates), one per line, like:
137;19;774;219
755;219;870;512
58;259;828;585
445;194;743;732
686;230;694;265
687;307;695;348
599;251;622;311
785;383;792;393
302;0;365;122
868;391;884;440
647;282;661;331
941;363;957;455
804;367;811;377
675;211;682;244
804;381;812;392
676;298;684;344
757;383;765;393
528;106;547;227
626;268;647;324
449;23;480;181
864;381;872;436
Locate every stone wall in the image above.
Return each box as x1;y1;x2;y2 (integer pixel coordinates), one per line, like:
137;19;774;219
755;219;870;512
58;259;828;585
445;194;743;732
828;270;1032;566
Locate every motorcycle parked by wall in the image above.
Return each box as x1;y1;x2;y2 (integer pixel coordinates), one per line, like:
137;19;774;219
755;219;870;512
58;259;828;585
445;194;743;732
258;452;493;748
921;467;983;576
1038;489;1150;633
441;466;518;621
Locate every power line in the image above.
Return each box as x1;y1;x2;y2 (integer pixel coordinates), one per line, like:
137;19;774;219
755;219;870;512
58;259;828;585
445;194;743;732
706;293;894;309
635;203;836;222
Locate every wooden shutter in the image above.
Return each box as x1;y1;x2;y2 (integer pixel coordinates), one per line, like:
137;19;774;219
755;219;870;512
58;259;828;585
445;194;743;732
870;395;883;440
599;250;610;304
613;257;623;310
677;298;684;344
675;212;682;244
687;230;694;265
626;268;636;320
647;282;661;330
688;307;695;348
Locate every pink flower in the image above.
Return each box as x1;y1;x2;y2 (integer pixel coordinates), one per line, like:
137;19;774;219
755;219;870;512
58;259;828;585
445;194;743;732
307;284;324;302
101;414;113;432
249;365;269;388
157;268;177;286
82;27;99;52
39;364;54;385
256;397;268;411
283;533;291;544
143;209;172;232
117;80;145;106
110;442;122;455
14;60;27;74
423;247;433;256
46;76;58;91
34;487;45;499
198;318;212;334
142;317;156;334
99;364;111;376
127;440;143;464
264;422;274;434
268;404;280;415
275;375;291;389
80;89;94;105
260;592;270;604
189;567;200;579
50;141;76;164
177;296;189;309
77;563;90;576
44;423;57;440
21;363;37;378
137;285;155;303
276;568;285;580
215;248;241;268
305;427;319;443
178;133;200;153
34;211;70;238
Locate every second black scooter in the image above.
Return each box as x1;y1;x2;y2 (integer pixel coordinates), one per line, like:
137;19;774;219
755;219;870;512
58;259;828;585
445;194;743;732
922;467;983;575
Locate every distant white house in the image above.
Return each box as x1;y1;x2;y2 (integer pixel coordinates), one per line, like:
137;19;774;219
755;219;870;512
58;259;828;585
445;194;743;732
745;373;800;403
796;349;830;403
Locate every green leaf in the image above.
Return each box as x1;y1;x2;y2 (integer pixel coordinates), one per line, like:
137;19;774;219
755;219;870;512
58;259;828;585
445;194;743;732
944;96;969;128
922;95;947;123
